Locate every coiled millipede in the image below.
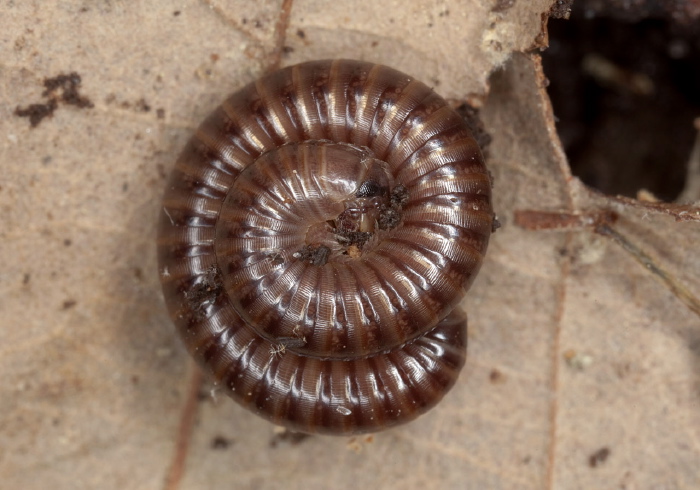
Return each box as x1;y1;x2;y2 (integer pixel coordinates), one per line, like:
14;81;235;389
157;59;495;435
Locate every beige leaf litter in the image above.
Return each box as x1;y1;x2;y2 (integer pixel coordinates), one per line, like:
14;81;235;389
1;1;698;489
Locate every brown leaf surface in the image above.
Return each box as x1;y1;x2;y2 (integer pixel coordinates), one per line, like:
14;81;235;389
1;1;699;489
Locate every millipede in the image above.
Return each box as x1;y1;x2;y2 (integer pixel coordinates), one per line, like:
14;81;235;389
157;59;495;435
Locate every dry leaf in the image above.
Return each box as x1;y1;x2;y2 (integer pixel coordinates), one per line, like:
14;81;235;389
1;1;698;489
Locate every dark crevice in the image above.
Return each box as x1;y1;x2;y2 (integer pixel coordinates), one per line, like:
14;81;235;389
542;2;700;201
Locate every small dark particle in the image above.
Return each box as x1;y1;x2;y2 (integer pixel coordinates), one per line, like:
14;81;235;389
23;273;31;285
133;267;143;281
491;0;516;13
43;73;93;108
14;36;27;51
135;98;151;112
282;46;294;54
62;299;77;310
589;447;611;467
211;435;233;449
156;108;165;119
173;10;181;16
295;245;331;266
15;72;93;127
455;103;492;155
376;184;409;230
378;207;400;230
63;239;72;246
390;184;409;208
296;29;305;39
14;100;58;128
492;216;502;233
336;231;373;249
184;266;224;319
269;430;310;448
489;368;507;384
614;362;632;379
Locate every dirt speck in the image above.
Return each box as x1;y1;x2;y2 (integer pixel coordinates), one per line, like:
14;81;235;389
15;72;93;127
491;0;516;13
211;435;233;449
489;368;507;384
589;446;611;467
62;299;77;310
269;429;310;448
